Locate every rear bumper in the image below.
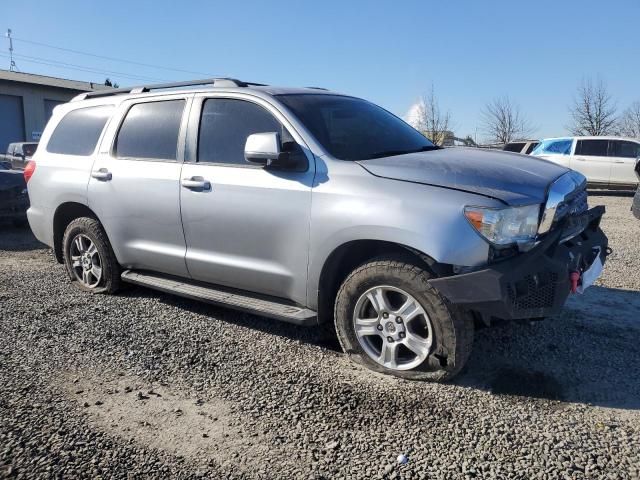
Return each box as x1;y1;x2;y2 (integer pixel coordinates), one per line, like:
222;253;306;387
0;194;28;220
430;206;608;320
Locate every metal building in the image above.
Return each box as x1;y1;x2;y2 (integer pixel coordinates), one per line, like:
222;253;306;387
0;69;109;152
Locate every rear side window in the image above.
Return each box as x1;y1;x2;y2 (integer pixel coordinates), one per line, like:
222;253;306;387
503;142;525;152
575;139;608;157
198;99;284;165
609;140;640;158
115;100;185;160
46;106;113;156
531;139;572;156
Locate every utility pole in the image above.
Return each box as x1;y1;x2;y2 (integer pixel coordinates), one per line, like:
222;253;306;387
6;28;17;71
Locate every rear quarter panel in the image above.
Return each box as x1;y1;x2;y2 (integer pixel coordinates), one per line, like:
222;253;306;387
26;100;114;247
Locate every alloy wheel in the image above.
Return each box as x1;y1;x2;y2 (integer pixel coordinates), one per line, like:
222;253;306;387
69;234;103;288
353;285;433;370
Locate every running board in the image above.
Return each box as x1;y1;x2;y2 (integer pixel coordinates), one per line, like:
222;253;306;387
121;270;317;326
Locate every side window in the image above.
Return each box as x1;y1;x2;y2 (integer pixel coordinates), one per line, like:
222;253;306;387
46;106;113;156
115;100;185;160
198;98;305;167
609;140;640;158
503;142;525;152
575;139;608;157
525;142;539;154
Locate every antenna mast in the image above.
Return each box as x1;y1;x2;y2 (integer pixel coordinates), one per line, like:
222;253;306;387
6;28;17;71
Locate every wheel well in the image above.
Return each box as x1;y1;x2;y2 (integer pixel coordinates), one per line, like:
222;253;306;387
317;240;448;324
52;202;98;263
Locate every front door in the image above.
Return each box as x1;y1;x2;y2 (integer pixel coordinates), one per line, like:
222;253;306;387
88;96;191;277
180;96;314;305
571;139;611;185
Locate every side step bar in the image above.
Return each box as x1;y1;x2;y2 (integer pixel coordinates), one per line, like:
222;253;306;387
121;270;317;326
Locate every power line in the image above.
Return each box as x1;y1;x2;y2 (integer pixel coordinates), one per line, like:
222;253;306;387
0;52;169;83
12;36;216;77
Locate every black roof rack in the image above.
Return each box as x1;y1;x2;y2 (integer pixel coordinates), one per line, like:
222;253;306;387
73;77;266;101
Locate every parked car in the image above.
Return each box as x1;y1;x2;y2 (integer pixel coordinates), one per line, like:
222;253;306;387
25;78;608;381
531;136;640;189
0;162;29;226
503;140;539;154
6;142;38;170
633;158;640;219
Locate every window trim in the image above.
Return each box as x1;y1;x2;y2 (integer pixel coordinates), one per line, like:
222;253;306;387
44;105;115;157
185;93;312;172
109;95;192;163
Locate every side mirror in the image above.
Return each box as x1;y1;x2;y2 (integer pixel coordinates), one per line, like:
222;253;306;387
244;132;282;166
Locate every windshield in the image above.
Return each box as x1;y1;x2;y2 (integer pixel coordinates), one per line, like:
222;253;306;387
277;94;435;161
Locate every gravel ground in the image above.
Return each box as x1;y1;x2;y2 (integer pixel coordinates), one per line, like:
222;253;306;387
1;194;639;479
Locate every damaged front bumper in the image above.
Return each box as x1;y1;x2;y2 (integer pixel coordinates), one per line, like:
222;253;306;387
430;206;608;320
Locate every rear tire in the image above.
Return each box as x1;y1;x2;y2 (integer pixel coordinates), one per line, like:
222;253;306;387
62;217;120;294
334;255;473;382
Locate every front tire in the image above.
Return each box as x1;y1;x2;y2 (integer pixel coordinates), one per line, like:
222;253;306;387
334;256;473;381
62;217;120;294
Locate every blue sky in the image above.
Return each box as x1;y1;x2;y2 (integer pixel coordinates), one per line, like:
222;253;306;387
2;0;639;140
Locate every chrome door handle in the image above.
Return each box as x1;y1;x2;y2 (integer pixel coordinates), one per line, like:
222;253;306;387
181;177;211;190
91;168;112;181
575;157;586;161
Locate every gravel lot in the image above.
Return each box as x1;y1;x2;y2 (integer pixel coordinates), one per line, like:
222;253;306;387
1;194;639;479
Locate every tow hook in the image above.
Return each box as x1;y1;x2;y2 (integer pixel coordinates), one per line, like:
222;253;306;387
569;271;580;294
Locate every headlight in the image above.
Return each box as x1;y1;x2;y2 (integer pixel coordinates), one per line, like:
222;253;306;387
464;204;541;246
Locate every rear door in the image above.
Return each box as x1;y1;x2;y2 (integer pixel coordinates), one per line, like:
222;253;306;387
88;95;191;277
571;139;611;185
180;94;314;304
608;140;640;186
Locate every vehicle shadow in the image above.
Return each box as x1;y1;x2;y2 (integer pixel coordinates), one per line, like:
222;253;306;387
0;222;46;252
122;282;640;409
455;285;640;410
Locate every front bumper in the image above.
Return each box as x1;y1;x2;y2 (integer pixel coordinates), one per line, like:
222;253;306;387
430;206;608;320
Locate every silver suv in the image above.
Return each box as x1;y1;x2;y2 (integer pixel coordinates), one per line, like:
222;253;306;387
25;78;608;381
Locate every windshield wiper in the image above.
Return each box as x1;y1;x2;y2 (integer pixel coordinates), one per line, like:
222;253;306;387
366;145;440;159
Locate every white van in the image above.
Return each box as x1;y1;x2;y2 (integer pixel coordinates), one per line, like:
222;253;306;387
531;136;640;188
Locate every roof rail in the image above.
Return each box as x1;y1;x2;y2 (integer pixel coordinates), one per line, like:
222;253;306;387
72;78;265;102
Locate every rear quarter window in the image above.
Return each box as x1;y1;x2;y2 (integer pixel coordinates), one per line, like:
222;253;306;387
46;105;113;156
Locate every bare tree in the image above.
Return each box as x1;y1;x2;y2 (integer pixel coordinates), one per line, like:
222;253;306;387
619;101;640;138
568;77;617;136
412;85;452;146
480;96;532;144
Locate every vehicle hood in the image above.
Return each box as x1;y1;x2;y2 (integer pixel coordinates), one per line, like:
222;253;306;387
0;170;27;191
357;148;569;205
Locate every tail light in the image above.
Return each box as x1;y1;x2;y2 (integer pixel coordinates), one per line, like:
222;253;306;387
24;160;36;183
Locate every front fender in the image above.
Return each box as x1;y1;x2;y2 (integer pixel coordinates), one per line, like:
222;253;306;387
306;160;500;308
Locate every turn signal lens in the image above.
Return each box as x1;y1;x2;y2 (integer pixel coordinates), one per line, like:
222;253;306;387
464;210;484;231
24;160;36;183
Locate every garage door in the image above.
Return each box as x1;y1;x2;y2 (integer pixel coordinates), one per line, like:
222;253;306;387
0;94;26;153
